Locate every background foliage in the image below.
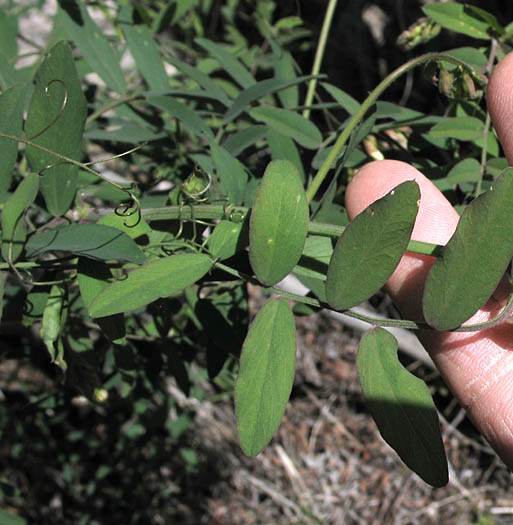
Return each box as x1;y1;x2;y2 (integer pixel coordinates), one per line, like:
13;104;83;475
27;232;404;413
1;0;513;523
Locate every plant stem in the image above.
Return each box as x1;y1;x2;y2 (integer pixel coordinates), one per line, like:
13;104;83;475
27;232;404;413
305;52;477;203
302;0;339;120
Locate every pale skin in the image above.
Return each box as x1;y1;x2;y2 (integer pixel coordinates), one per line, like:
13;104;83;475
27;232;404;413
345;51;513;468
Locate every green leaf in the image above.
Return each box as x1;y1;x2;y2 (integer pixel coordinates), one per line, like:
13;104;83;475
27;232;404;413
423;168;513;330
357;327;448;487
446;158;481;185
271;38;298;109
77;257;126;343
58;2;126;94
0;10;18;60
249;106;322;149
165;55;230;106
0;84;25;196
98;211;152;239
120;6;169;91
210;143;248;205
195;38;256;89
41;283;67;372
443;47;489;74
429;116;483;141
422;2;491;39
267;129;305;183
224;75;314;124
223;125;268;156
235;298;296;456
208;220;247;260
1;173;39;262
88;253;213;318
25;41;87;216
321;82;361;115
249;160;309;286
326;181;420;310
25;223;146;264
147;95;214;141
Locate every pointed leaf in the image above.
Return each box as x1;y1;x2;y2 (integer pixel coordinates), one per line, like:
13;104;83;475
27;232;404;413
235;298;296;456
357;327;448;487
88;253;213;318
25;41;87;215
195;38;256;89
429;116;483;141
147;95;214;141
25;223;146;264
249;160;309;286
249;106;322;149
422;2;491;39
1;173;39;262
326;181;420;310
423;168;513;330
58;2;126;94
0;84;26;196
120;6;169;91
208;220;247;260
211;143;248;205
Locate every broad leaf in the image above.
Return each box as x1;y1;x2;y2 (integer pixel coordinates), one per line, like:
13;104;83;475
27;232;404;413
235;298;296;456
326;181;419;310
25;223;146;264
223;125;268;156
422;2;492;39
25;41;87;216
423;168;513;330
267;130;305;182
77;257;126;343
58;2;126;94
357;327;448;487
249;160;309;286
1;173;39;262
249;107;322;149
88;253;213;318
0;84;26;196
429;116;483;141
208;220;247;260
210;143;248;205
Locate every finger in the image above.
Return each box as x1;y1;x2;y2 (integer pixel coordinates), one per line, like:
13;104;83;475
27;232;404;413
345;159;513;467
487;51;513;165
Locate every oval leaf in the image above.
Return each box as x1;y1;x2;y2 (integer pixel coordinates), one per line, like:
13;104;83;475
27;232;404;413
235;298;296;456
208;219;247;260
357;327;448;487
249;160;309;286
88;253;212;318
25;41;87;216
429;116;483;141
249;107;322;149
326;181;420;310
423;168;513;330
25;223;146;264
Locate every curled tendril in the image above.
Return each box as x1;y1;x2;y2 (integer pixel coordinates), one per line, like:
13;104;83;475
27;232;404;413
114;183;142;228
223;201;246;223
28;79;68;141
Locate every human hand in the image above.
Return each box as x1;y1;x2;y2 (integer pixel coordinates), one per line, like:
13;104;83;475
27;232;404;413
345;51;513;468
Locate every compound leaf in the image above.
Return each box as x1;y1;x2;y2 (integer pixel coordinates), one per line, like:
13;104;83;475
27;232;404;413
326;181;419;310
235;298;296;456
249;160;309;286
423;168;513;330
357;327;448;487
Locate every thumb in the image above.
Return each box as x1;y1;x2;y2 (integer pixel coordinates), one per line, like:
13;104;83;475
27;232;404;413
345;159;513;468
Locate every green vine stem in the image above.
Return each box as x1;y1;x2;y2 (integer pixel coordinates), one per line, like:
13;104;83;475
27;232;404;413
302;0;339;120
305;52;478;203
